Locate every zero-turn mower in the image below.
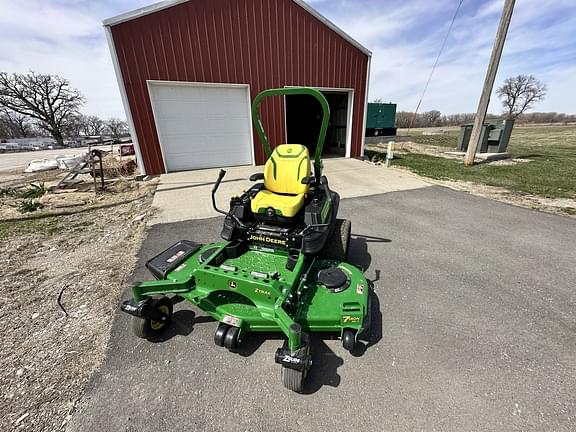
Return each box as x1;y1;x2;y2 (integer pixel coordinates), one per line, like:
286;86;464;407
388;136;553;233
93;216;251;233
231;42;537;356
121;87;371;392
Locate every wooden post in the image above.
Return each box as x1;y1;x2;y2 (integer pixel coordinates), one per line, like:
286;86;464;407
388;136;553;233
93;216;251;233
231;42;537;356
464;0;515;166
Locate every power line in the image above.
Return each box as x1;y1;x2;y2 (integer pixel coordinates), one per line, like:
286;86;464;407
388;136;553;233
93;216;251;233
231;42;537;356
408;0;465;131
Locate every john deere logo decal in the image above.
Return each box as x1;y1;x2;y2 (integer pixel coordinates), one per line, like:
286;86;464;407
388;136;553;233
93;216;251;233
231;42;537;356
229;281;237;289
248;234;287;246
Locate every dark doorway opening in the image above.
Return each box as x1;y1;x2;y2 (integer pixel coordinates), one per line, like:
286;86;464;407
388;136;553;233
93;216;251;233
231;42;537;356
285;91;349;157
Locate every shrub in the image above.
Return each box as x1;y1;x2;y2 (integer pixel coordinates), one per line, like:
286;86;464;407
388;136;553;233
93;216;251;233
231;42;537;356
0;187;18;197
20;183;47;199
18;199;44;213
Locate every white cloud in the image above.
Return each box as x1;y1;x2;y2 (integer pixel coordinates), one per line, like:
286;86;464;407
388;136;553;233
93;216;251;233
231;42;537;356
0;0;147;119
0;0;574;118
0;1;98;38
326;0;576;114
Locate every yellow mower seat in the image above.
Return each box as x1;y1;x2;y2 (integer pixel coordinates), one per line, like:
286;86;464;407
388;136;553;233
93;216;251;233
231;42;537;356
251;190;305;218
250;144;311;218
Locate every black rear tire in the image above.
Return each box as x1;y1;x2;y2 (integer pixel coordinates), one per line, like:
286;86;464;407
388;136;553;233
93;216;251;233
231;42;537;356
320;218;351;261
131;297;173;339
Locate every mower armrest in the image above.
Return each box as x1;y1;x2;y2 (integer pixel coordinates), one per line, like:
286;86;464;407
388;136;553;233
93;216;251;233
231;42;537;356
249;172;264;181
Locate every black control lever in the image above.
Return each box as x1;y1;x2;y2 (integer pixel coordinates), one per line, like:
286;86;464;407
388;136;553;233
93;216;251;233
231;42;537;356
213;169;226;193
211;169;248;228
211;169;227;215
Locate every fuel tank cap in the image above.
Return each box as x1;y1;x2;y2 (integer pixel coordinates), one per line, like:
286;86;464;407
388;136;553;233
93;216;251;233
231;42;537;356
317;266;350;293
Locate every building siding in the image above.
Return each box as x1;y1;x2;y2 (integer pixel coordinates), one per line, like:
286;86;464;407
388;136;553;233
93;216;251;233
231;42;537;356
111;0;369;174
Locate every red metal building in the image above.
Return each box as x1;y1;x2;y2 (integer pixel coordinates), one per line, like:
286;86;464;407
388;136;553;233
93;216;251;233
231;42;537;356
104;0;371;175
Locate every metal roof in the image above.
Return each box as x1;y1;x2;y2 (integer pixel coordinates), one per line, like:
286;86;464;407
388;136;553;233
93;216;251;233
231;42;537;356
102;0;371;56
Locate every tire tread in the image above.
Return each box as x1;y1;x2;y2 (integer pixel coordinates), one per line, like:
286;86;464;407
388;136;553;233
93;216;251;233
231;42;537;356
320;218;351;261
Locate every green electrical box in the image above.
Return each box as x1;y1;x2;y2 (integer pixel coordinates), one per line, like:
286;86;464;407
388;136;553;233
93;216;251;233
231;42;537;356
366;103;397;137
457;119;515;153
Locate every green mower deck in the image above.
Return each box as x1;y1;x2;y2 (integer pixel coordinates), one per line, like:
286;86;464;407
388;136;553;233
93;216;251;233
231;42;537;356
129;242;370;352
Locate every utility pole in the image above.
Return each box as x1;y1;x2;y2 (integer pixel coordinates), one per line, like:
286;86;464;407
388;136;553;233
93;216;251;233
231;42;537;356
464;0;515;166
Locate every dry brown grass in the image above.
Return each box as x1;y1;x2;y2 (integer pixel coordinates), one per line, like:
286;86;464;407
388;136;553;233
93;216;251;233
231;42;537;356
0;177;158;431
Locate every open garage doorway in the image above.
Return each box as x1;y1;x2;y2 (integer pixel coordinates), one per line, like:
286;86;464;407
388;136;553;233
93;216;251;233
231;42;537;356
285;89;352;158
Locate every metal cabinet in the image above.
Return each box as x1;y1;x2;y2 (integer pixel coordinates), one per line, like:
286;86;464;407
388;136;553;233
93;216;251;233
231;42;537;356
457;119;514;153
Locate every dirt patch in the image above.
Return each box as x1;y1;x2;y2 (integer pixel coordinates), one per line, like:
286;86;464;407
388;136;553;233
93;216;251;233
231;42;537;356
366;141;455;158
0;175;158;431
0;168;63;189
0;151;139;220
365;142;530;166
480;157;531;166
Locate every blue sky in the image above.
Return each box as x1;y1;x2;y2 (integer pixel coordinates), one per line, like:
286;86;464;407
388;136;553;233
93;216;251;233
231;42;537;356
1;0;574;118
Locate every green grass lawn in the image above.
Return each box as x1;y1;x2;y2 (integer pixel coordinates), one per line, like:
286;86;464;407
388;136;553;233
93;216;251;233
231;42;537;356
392;126;576;199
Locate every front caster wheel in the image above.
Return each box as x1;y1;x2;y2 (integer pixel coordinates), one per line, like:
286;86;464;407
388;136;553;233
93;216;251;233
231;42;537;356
132;297;173;339
280;333;311;393
214;323;229;347
223;326;240;351
342;329;357;353
281;367;306;393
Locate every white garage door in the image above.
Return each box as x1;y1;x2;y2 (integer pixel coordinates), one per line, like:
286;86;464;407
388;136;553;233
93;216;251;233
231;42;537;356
148;82;253;172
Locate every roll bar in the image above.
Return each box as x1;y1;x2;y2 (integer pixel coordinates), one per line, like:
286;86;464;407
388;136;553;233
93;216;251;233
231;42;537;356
251;87;330;181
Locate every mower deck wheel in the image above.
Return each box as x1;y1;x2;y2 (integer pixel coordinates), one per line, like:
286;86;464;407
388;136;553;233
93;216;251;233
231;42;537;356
223;326;240;351
132;297;173;339
342;329;356;353
214;323;230;347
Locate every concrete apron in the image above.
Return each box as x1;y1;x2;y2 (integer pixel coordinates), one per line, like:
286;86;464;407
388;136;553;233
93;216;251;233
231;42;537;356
149;158;430;225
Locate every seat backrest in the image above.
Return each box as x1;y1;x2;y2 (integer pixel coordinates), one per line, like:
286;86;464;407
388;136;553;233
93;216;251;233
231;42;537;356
263;144;311;195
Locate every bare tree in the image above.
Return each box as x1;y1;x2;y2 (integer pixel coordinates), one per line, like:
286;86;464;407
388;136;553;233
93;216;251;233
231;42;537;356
396;110;443;128
371;97;384;103
84;115;105;136
0;72;84;146
496;75;546;119
10;113;31;137
0;115;13;139
61;114;88;138
105;118;128;139
394;108;574;130
441;113;476;126
0;108;32;138
513;112;576;124
421;110;442;127
395;111;413;128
